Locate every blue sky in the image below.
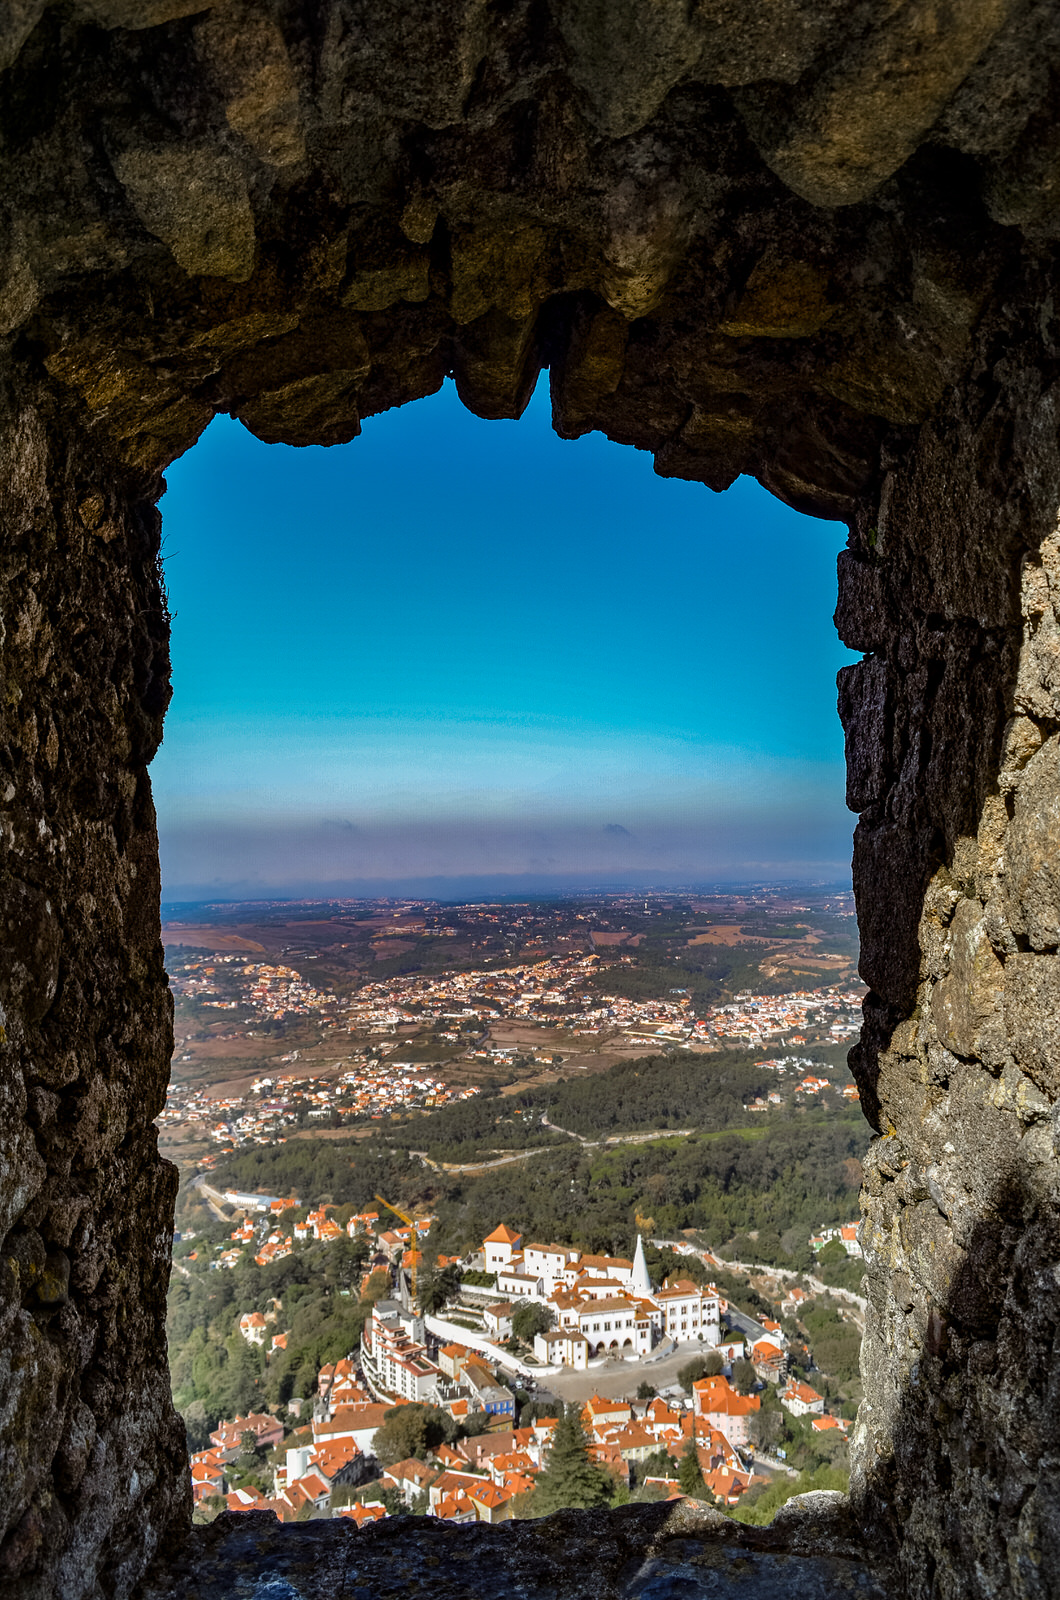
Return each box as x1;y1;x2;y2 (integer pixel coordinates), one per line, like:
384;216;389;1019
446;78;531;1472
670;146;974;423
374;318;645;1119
153;376;857;898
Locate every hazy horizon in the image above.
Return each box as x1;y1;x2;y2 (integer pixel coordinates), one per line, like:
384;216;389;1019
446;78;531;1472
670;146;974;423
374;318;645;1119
160;873;854;911
160;863;855;907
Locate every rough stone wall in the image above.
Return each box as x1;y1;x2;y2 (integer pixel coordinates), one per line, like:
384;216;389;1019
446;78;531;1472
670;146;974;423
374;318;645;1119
3;0;1058;512
136;1495;891;1599
0;381;187;1597
0;4;1059;1598
838;261;1060;1598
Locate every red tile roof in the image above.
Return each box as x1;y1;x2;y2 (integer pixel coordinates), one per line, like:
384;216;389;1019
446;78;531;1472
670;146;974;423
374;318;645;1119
693;1376;761;1416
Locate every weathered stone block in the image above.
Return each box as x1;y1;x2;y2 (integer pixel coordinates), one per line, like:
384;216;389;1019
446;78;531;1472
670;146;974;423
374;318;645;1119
111;144;256;283
1003;736;1060;951
930;897;1006;1064
137;1502;892;1600
1004;953;1060;1098
737;0;1018;207
195;4;306;170
839;657;890;815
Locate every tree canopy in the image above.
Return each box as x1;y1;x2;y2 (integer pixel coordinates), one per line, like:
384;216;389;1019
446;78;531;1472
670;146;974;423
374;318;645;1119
531;1405;615;1514
372;1404;457;1467
511;1302;555;1343
677;1435;711;1502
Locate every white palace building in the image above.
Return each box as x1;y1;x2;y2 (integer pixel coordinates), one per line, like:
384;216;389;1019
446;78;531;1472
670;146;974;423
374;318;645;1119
479;1225;723;1368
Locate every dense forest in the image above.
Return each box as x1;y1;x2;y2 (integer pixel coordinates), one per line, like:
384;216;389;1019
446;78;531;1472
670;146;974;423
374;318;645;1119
169;1232;383;1440
215;1139;420;1212
426;1115;867;1258
360;1042;859;1162
203;1115;867;1262
172;1042;869;1452
588;949;773;1009
401;1092;567;1161
205;1046;869;1256
513;1044;853;1138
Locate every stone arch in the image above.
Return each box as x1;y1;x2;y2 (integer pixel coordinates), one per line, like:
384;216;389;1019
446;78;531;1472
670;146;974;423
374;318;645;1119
0;5;1058;1598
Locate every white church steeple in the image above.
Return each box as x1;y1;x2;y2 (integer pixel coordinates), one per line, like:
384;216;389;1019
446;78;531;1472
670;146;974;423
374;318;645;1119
631;1233;651;1296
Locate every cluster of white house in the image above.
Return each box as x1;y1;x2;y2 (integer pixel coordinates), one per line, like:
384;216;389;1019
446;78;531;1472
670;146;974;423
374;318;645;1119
355;1225;730;1400
480;1225;724;1369
360;1296;518;1414
360;1300;442;1403
809;1222;862;1258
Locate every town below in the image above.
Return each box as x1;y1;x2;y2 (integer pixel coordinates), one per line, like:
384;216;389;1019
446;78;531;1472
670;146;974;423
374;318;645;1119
164;886;868;1530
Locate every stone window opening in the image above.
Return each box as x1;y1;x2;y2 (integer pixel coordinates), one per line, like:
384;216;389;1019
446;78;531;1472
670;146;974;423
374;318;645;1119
0;7;1058;1600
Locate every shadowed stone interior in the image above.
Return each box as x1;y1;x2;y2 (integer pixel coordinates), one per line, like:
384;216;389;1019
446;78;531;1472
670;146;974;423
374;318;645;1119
136;1496;892;1599
1;2;1059;1596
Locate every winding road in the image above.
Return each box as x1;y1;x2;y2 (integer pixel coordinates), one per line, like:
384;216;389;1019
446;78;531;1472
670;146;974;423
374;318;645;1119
540;1116;694;1148
409;1146;556;1174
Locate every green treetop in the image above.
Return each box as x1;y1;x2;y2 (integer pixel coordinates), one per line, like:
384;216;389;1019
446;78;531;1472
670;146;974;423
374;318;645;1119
511;1302;555;1343
417;1262;462;1315
677;1434;712;1501
532;1404;615;1514
372;1403;456;1466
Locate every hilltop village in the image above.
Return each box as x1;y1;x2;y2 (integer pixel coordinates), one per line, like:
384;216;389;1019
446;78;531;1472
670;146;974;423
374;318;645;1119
162;887;860;1095
159;1057;482;1152
169;948;863;1058
167;887;867;1528
185;1203;861;1526
161;945;862;1156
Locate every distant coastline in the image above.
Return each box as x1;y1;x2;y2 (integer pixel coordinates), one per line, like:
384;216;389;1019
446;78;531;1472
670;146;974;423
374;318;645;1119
161;873;854;911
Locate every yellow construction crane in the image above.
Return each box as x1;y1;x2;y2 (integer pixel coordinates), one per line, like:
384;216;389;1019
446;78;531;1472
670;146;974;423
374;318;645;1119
374;1193;425;1303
